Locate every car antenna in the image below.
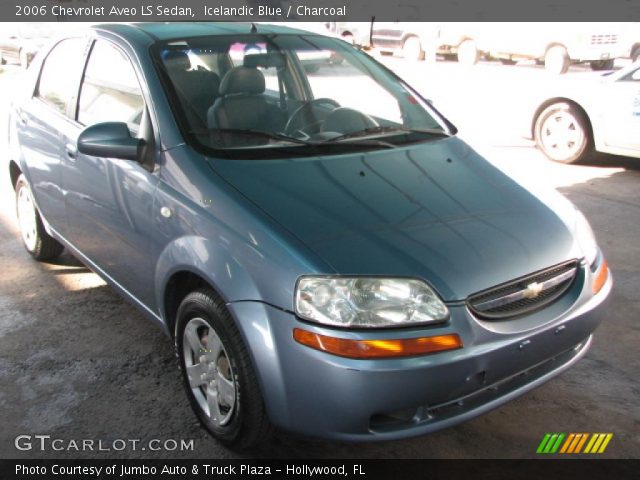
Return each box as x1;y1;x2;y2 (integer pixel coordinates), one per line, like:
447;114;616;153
250;23;258;33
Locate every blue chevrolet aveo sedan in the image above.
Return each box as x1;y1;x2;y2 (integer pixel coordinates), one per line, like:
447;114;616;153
8;23;611;448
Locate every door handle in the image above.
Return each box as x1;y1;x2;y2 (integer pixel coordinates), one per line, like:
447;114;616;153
65;143;77;160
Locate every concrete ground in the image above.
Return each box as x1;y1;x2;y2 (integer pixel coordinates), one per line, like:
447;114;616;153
0;56;638;459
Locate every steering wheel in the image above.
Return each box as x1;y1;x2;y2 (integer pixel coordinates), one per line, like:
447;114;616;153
284;98;341;136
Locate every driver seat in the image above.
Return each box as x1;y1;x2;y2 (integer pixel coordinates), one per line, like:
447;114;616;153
207;66;283;132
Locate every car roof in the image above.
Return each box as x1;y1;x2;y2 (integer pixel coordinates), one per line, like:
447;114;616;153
91;22;319;42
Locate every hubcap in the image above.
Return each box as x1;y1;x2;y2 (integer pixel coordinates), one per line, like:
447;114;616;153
182;317;236;426
540;110;585;161
16;184;38;252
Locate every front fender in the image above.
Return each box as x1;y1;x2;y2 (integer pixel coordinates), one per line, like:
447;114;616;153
154;234;263;321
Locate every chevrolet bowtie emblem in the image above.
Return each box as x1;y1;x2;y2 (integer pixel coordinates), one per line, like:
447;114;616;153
523;282;544;299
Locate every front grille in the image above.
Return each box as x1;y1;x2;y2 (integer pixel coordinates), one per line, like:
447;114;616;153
591;34;618;45
467;260;579;320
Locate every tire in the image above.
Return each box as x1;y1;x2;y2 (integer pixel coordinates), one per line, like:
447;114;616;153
534;102;593;164
632;47;640;63
15;175;64;261
590;59;614;71
545;46;570;74
402;36;425;61
175;289;272;449
457;39;479;66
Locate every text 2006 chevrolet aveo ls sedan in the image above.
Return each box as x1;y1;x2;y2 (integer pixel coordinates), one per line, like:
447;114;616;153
8;23;611;448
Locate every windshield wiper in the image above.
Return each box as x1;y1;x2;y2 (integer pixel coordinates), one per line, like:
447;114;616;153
322;126;450;143
191;128;314;146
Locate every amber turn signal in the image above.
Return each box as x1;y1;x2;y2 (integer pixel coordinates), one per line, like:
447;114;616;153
592;259;609;295
293;328;463;359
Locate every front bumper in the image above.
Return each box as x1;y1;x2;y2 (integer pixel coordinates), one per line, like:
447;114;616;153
228;264;611;441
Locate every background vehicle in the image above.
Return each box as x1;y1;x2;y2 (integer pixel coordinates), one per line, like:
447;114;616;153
371;22;439;60
524;61;640;163
370;23;625;73
476;23;625;74
0;23;54;68
621;22;640;62
329;22;373;48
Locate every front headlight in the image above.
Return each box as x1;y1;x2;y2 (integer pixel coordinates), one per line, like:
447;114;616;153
574;210;599;266
295;277;449;328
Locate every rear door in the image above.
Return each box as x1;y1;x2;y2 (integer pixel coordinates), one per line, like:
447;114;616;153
62;38;160;308
15;37;89;237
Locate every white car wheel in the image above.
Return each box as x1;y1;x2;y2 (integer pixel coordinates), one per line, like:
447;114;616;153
534;102;592;164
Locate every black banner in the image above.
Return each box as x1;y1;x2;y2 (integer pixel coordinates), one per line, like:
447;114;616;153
2;459;640;480
2;0;640;21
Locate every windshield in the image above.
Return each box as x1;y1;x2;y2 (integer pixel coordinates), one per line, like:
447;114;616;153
153;33;450;158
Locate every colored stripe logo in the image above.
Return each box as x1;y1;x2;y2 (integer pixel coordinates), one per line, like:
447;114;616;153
537;433;612;454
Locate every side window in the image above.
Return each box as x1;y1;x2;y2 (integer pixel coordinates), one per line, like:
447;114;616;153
37;38;87;116
78;40;145;134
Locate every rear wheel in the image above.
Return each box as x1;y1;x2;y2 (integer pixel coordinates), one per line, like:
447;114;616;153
15;175;64;261
175;289;272;449
589;59;614;71
457;39;479;65
534;102;593;164
545;46;570;74
632;46;640;63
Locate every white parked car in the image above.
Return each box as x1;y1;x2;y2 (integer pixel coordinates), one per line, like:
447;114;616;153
524;61;640;163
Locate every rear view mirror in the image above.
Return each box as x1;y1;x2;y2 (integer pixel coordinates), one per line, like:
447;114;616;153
77;122;144;161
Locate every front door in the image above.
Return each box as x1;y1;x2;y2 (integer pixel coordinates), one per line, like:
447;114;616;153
602;67;640;152
62;39;160;309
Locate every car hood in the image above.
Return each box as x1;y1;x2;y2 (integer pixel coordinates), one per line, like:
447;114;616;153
208;138;580;301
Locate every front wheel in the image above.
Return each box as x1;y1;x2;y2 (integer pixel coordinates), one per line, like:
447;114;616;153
534;102;593;164
15;175;64;261
175;289;272;449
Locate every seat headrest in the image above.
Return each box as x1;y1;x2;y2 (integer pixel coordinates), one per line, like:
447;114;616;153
219;67;265;96
163;50;191;72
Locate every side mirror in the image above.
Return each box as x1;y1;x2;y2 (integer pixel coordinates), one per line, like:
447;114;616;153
77;122;144;162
